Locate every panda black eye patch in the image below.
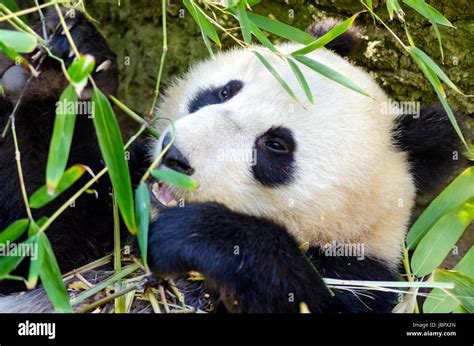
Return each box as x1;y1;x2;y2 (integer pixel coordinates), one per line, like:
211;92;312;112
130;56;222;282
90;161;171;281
252;126;296;187
188;80;243;113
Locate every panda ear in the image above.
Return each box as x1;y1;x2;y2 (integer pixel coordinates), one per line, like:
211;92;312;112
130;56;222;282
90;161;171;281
306;18;361;58
393;104;467;193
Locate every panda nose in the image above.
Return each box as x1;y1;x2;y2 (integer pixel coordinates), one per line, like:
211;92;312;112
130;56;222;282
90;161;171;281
161;133;194;176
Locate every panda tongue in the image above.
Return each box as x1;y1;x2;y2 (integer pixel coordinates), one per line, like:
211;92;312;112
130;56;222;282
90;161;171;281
155;183;176;207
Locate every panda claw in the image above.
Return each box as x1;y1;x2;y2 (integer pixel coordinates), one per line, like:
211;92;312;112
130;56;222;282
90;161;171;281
95;60;112;73
31;50;43;62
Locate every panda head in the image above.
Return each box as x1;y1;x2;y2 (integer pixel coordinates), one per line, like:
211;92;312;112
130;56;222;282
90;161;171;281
152;21;418;267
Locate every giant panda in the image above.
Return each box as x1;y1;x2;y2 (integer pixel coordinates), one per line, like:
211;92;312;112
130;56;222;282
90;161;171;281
0;9;464;313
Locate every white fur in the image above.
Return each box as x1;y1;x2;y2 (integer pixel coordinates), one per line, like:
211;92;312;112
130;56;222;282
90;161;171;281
153;43;415;268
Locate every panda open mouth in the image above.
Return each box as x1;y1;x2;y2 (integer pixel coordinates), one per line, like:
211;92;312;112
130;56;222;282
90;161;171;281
152;181;178;207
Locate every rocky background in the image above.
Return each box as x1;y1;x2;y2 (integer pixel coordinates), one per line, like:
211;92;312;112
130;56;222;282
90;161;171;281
83;0;473;122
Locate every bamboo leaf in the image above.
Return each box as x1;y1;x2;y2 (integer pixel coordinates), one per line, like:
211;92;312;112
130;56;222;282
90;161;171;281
45;85;78;194
26;222;43;289
237;0;252;43
431;269;474;312
250;21;277;52
409;47;463;95
151;169;198;191
135;182;151;267
0;29;36;53
425;3;454;27
253;51;297;101
31;165;86;209
287;58;313;104
411;199;474;277
293;54;369;97
38;233;73;312
409;51;469;151
403;0;453;27
424;247;474;313
92;87;137;234
184;0;221;53
403;0;453;61
248;13;314;45
67;55;95;83
0;219;28;244
0;235;36;278
407;167;474;249
387;0;404;20
0;42;23;63
291;14;359;56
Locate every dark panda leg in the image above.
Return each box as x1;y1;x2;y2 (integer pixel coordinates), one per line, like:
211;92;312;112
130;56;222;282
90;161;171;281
147;202;397;313
393;104;466;193
0;9;118;293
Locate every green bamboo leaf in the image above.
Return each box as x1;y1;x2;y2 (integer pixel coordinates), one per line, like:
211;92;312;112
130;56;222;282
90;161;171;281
31;165;86;209
0;219;28;244
237;0;252;43
38;233;73;312
250;21;277;52
67;54;95;84
411;199;474;277
224;0;260;7
151;169;198;191
26;222;43;289
409;51;469;151
135;182;151;267
409;47;463;95
293;54;369;97
431;269;474;312
291;14;359;56
407;167;474;249
287;58;313;104
92;87;137;234
0;29;36;53
184;0;221;53
1;0;20;13
424;247;474;313
248;13;314;45
403;0;453;61
403;0;453;27
0;41;23;63
0;235;36;278
253;51;297;101
425;3;454;27
45;85;78;194
386;0;403;20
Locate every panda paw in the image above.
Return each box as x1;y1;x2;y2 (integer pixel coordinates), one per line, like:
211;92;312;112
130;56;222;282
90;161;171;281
1;8;117;100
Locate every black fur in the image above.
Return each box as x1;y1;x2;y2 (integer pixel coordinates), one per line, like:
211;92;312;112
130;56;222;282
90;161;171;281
252;126;296;187
393;104;465;192
306;18;360;58
148;202;397;313
0;10;119;294
188;80;243;114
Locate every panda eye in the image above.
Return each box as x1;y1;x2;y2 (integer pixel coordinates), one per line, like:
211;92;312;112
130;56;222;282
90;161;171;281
265;138;289;154
219;86;230;101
